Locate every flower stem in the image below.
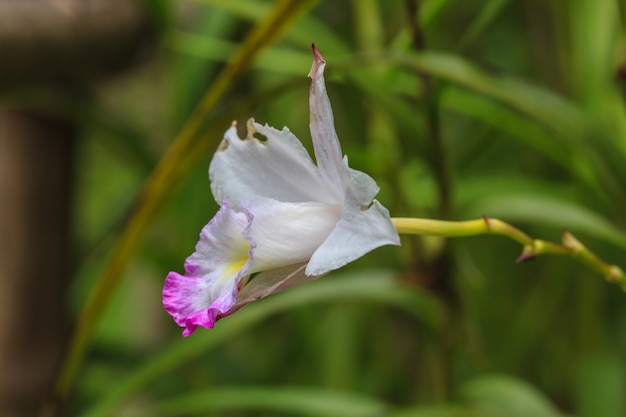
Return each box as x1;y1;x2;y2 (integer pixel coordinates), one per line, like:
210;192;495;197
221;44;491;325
391;216;626;291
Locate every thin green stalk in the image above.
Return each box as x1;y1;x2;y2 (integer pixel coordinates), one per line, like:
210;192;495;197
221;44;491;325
405;0;451;219
391;217;626;290
49;0;318;408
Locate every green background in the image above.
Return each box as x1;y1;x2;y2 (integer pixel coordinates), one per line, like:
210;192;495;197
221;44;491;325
65;0;626;415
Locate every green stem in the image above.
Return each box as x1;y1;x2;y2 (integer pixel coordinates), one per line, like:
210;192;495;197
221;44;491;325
391;216;626;290
405;0;451;219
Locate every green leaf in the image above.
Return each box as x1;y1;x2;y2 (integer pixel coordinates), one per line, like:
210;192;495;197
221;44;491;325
576;354;626;417
569;0;626;162
390;375;566;417
166;33;312;75
441;88;574;173
459;375;564;417
383;51;626;210
420;0;456;27
167;8;237;126
390;404;481;417
82;272;443;417
137;386;388;417
459;0;512;49
191;0;352;54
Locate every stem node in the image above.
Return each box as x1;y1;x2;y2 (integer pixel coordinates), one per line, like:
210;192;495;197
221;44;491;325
481;214;491;230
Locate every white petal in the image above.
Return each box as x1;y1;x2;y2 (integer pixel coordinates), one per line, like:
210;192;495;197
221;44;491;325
308;45;344;195
305;160;400;276
210;120;342;208
242;196;342;273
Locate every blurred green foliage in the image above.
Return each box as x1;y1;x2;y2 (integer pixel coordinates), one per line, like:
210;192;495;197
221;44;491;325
67;0;626;416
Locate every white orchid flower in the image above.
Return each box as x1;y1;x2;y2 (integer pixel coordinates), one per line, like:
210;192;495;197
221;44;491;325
163;45;400;336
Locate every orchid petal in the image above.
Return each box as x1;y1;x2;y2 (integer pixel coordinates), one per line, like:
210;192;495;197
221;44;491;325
308;44;344;194
243;196;342;272
210;120;342;208
163;202;253;336
220;196;341;310
305;159;400;276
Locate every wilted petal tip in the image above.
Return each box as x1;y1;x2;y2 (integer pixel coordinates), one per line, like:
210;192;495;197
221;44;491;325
308;43;326;80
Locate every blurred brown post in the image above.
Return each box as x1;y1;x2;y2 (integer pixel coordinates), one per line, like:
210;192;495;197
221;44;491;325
0;113;74;417
0;1;153;416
